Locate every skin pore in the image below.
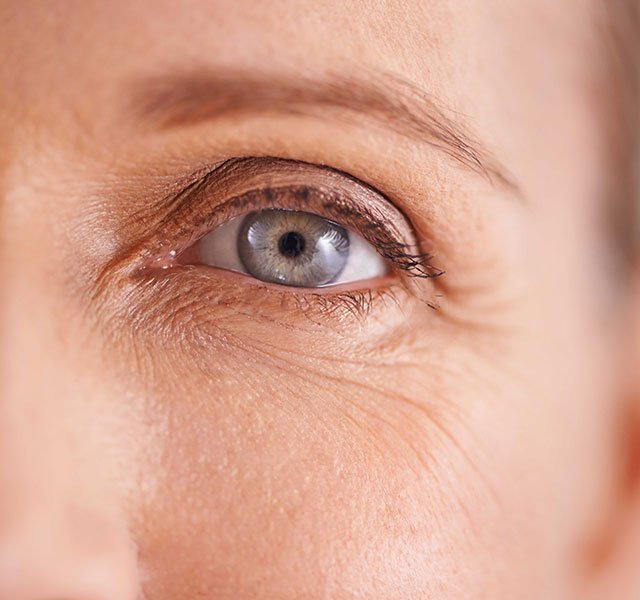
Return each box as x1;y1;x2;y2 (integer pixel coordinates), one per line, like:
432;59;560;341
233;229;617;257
0;1;639;599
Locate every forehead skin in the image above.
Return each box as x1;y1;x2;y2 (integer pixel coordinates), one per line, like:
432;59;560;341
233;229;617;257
0;1;623;599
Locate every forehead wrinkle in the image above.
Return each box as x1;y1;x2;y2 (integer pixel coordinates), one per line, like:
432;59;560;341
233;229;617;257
128;68;521;195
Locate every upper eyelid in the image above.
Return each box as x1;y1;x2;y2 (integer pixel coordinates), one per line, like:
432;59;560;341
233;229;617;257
152;157;418;252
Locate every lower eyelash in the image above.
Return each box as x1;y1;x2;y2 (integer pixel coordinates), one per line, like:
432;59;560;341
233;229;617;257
292;288;379;321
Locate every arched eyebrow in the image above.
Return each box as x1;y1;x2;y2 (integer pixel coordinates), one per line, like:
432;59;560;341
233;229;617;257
129;69;520;193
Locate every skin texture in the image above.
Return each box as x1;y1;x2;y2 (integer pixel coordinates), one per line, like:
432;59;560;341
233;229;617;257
0;1;639;599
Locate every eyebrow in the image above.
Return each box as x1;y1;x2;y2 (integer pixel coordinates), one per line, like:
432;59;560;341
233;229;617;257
130;69;519;192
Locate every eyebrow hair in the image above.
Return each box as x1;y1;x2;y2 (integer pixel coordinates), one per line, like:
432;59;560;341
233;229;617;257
130;69;519;192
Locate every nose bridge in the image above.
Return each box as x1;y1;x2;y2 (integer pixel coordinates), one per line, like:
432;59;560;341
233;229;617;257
0;238;140;599
0;491;140;600
0;337;140;599
0;239;81;512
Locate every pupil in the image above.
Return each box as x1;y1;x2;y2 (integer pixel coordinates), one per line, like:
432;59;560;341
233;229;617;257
278;231;306;258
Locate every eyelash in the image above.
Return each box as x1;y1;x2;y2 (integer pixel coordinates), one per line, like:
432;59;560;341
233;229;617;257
374;239;444;279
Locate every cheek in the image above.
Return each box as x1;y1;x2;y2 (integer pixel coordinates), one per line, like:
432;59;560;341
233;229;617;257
130;370;424;598
132;380;447;598
120;342;547;599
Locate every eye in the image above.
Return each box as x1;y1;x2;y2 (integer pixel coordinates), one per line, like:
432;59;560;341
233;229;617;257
191;208;386;288
144;158;444;300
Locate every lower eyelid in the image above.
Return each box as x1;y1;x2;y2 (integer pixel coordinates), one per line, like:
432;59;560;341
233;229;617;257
129;265;411;334
114;237;438;344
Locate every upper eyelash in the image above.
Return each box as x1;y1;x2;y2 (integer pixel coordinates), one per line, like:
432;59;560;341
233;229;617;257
375;240;445;279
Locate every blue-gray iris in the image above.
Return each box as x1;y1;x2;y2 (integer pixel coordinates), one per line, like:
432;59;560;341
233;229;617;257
237;209;350;287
